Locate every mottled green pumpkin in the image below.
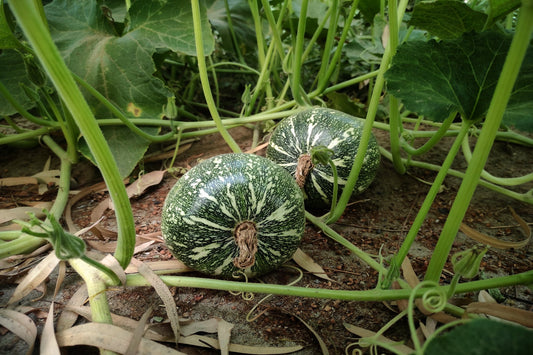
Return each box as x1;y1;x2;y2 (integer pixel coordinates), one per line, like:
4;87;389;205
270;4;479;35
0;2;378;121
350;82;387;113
161;153;305;278
266;107;380;209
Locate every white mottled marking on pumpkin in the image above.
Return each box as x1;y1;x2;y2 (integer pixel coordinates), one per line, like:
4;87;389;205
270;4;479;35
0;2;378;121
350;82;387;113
315;168;348;185
184;215;232;231
213;256;234;275
225;183;242;221
198;188;217;202
189;242;221;260
260;200;298;223
310;173;328;200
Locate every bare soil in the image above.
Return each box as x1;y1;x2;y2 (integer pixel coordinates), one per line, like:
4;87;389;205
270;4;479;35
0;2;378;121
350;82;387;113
1;125;532;354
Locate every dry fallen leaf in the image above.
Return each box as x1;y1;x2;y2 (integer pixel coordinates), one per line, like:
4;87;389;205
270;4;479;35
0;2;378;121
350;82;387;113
0;202;52;224
56;284;88;332
0;308;37;354
40;303;60;355
125;306;153;355
292;248;334;281
466;302;533;328
344;322;414;354
293;313;329;355
131;258;180;344
55;323;186;355
459;206;531;249
178;334;303;354
8;252;60;305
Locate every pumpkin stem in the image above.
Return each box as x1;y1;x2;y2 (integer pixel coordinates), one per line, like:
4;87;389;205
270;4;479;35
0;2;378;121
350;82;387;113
295;153;313;188
233;221;258;269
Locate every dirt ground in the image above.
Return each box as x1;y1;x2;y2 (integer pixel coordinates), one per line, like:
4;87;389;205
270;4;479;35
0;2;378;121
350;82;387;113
1;124;532;354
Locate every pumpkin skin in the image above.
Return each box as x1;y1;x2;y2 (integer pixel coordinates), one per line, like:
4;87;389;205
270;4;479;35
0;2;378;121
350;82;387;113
161;153;305;278
266;107;380;209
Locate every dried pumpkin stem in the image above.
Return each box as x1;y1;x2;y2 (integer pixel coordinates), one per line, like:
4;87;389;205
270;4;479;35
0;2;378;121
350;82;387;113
233;221;258;268
295;153;313;188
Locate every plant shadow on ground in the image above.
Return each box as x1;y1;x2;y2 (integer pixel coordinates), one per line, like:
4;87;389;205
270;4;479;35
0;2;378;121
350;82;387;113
0;125;532;354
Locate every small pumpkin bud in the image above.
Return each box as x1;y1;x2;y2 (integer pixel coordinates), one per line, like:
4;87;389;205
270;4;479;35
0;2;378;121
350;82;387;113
163;97;178;119
310;145;334;166
451;246;488;279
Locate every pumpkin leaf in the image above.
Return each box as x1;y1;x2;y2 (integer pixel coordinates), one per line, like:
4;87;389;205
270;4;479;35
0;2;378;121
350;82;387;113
44;0;214;177
485;0;521;26
409;0;487;39
424;319;533;355
0;50;38;115
386;31;533;128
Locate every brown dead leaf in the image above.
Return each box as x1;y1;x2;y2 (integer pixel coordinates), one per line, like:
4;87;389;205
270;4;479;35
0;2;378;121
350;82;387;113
64;180;108;233
55;323;186;355
86;171;166;238
40;303;60;355
56;284;88;332
217;317;234;355
293;314;329;354
292;248;334;281
344;322;414;354
131;258;180;344
0;308;37;354
178;334;303;354
125;306;153;355
124;259;191;274
466;302;533;328
0;203;52;224
460;206;531;249
8;252;60;305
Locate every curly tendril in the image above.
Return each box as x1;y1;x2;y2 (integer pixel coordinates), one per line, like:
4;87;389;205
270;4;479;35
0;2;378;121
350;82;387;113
229;271;254;300
408;281;447;352
421;286;448;313
246;265;304;322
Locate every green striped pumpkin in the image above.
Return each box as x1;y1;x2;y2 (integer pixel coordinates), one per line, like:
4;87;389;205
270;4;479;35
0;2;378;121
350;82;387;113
266;107;380;209
161;153;305;278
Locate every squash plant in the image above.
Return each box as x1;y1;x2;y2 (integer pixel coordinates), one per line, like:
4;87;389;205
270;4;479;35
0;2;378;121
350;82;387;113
1;0;533;353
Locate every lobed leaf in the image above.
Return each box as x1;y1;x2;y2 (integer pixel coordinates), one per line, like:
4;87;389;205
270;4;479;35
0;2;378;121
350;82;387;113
0;50;37;115
386;31;533;126
44;0;214;177
424;319;533;355
409;0;487;39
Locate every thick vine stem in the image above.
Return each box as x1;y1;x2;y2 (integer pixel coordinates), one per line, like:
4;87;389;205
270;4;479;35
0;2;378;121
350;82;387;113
126;269;533;301
233;221;258;269
8;0;136;269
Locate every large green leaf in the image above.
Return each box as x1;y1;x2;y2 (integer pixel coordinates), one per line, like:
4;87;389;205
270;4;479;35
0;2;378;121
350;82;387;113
409;0;488;39
0;0;18;49
385;31;533;127
206;0;256;54
44;0;214;177
0;50;36;115
125;0;214;56
425;319;533;355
